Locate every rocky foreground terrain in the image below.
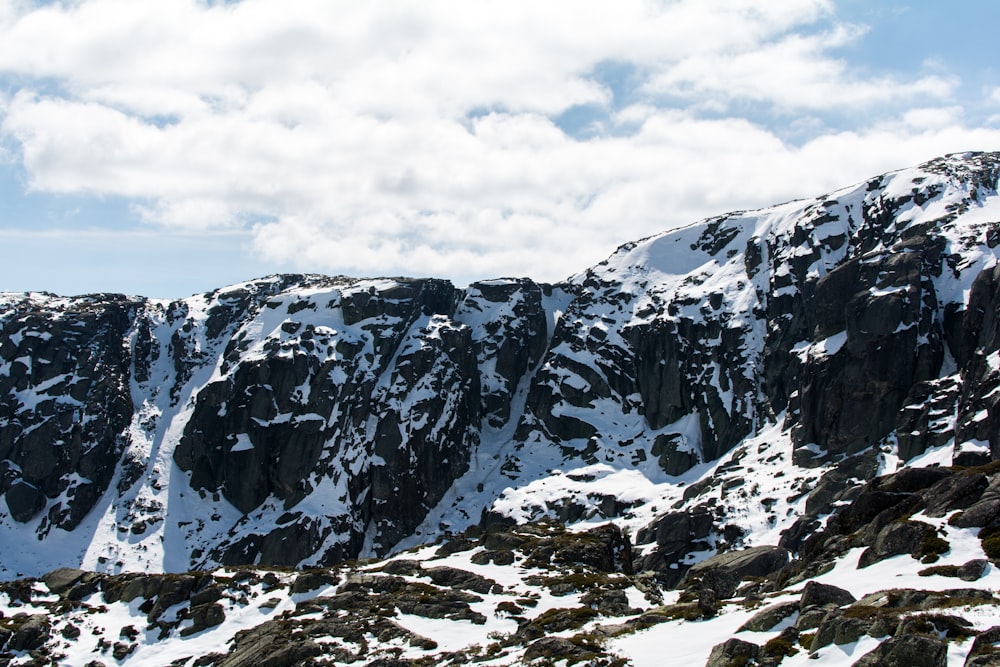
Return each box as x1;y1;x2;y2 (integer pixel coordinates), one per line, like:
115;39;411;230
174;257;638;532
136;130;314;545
2;457;1000;666
1;151;1000;664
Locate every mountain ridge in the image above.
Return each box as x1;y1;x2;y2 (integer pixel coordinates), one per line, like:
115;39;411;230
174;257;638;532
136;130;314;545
1;151;999;579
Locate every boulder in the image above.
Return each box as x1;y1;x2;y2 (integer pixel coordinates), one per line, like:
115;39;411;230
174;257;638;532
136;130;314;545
958;559;990;582
876;466;953;493
799;581;856;610
635;505;715;582
895;613;973;641
705;638;760;667
553;523;633;574
180;603;226;637
854;587;994;611
523;637;593;662
290;570;340;595
852;634;948;667
41;568;90;595
811;611;870;650
424;567;502;594
580;589;633;617
965;626;1000;667
682;545;790;599
858;520;937;567
9;614;50;652
827;490;920;536
4;481;46;523
950;497;1000;529
738;602;800;632
689;546;791;579
922;473;990;517
215;619;324;667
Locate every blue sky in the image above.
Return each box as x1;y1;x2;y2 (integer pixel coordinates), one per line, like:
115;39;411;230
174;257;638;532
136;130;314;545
0;0;999;298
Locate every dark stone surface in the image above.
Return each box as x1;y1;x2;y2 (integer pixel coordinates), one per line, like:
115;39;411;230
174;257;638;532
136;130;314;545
169;278;487;563
858;520;936;568
738;602;800;632
290;570;340;595
686;545;790;580
553;523;633;574
424;566;501;594
0;295;138;531
634;505;716;585
179;603;226;637
852;634;948;667
950;496;1000;528
790;234;946;461
956;264;1000;460
812;610;870;650
214;619;325;667
958;558;990;582
827;490;921;536
922;473;990;517
799;581;856;610
4;481;46;523
876;466;953;493
8;614;50;652
681;546;790;599
523;637;593;662
966;626;1000;667
705;638;760;667
41;568;96;597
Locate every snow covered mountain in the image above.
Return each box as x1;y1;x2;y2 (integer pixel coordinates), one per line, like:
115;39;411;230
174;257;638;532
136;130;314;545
2;151;1000;665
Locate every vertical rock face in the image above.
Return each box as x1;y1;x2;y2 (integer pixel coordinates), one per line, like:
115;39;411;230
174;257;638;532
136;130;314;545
455;279;550;429
789;234;946;462
0;295;138;532
0;151;999;574
169;277;486;563
955;264;1000;462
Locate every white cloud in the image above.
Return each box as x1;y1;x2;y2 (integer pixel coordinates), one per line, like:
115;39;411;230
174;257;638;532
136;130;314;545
644;23;956;111
899;107;965;131
0;0;997;285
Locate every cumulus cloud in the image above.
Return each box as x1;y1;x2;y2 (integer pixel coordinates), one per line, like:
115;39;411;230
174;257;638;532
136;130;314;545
643;24;956;111
0;0;997;284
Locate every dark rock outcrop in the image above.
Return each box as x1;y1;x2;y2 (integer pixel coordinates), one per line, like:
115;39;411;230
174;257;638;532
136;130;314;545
852;634;948;667
681;546;789;600
738;602;799;632
799;581;856;610
0;295;138;530
966;626;1000;667
705;638;761;667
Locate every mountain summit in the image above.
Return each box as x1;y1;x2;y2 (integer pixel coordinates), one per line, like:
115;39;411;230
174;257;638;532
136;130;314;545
1;152;1000;665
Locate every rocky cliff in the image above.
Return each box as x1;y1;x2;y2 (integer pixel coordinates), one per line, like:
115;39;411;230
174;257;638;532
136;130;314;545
0;151;998;585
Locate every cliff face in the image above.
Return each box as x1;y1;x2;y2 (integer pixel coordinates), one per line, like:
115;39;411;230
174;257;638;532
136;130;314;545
1;152;999;576
0;275;560;571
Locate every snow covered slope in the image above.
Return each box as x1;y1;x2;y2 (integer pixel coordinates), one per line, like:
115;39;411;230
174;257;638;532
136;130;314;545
0;151;998;595
2;463;1000;666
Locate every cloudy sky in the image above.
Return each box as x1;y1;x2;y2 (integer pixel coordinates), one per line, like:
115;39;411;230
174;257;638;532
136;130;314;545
1;0;999;297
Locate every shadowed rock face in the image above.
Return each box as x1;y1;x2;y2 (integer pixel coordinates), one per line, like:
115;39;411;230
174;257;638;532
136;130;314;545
0;295;138;532
789;234;946;461
956;264;1000;462
1;152;999;571
168;278;498;563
